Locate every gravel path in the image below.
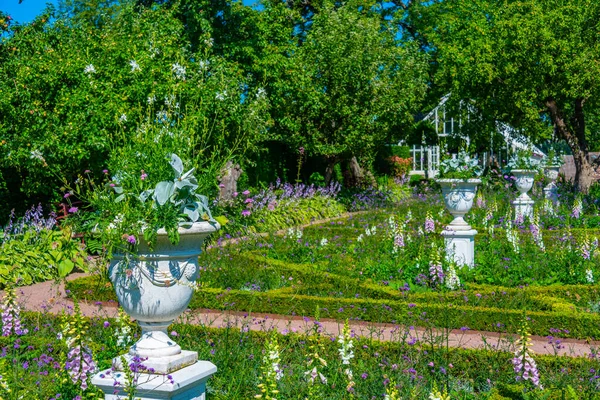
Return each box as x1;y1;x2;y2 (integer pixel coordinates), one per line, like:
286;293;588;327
5;274;600;359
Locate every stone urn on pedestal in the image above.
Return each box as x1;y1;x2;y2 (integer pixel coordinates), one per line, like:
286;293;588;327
543;165;560;201
511;170;536;220
438;178;481;267
93;222;219;399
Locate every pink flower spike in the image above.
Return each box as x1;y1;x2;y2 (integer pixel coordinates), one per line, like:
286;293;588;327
232;192;238;197
241;210;251;217
244;198;253;204
102;169;109;174
242;190;250;196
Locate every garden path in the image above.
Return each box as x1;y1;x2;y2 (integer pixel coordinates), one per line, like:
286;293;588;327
7;274;600;360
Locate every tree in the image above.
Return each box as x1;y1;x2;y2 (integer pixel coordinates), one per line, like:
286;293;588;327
260;0;428;183
0;1;269;216
412;0;600;191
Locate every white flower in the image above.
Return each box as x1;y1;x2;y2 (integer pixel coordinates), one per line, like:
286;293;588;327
198;60;210;70
586;269;595;283
205;37;214;47
256;87;266;98
320;238;328;247
171;63;186;80
147;95;156;105
215;91;227;101
119;114;127;122
164;95;175;107
84;64;96;74
30;150;45;162
129;60;141;72
357;234;364;242
445;264;461;290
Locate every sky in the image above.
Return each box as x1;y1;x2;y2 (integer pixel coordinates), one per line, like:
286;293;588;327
1;0;259;24
0;0;58;24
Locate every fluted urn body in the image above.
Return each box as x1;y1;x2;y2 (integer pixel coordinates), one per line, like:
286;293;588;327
512;170;537;201
438;179;481;231
109;221;219;359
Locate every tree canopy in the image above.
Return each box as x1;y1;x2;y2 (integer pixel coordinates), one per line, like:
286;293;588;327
411;0;600;190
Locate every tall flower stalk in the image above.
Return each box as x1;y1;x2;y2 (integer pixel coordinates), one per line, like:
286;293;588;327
1;286;28;337
530;211;545;252
338;320;355;395
256;331;283;400
59;300;96;392
304;314;327;399
512;316;542;388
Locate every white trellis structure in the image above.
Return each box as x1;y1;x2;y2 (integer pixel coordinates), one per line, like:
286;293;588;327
407;94;544;176
410;145;441;178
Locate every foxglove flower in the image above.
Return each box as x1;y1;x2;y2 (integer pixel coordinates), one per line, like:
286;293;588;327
1;287;28;337
512;317;542;388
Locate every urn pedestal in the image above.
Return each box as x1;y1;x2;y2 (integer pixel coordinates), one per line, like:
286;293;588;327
438;179;480;268
92;222;219;399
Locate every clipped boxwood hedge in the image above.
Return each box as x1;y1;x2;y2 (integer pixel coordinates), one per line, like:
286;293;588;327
66;273;600;339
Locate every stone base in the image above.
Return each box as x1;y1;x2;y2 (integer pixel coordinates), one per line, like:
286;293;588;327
441;229;477;268
92;360;217;400
512;199;534;220
113;350;198;375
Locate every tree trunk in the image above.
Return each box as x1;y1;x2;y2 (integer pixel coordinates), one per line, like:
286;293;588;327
343;156;364;188
545;98;595;193
324;156;338;185
218;161;243;201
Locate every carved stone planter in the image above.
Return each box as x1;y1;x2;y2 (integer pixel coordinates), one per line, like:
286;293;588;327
109;221;219;370
511;169;536;219
437;179;481;231
543;166;560;201
437;179;480;268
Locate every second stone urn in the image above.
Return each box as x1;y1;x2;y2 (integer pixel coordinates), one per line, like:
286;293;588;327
437;179;481;268
511;169;537;220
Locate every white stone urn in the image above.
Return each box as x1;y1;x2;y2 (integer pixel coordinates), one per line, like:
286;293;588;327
512;169;537;201
109;221;219;364
544;165;560;181
437;179;481;231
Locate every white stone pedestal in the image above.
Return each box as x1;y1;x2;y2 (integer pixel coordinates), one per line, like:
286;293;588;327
441;229;477;268
113;350;198;375
512;199;534;220
92;360;217;400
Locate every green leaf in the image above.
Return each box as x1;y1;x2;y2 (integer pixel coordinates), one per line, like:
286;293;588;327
214;215;229;226
58;259;75;278
154;181;175;206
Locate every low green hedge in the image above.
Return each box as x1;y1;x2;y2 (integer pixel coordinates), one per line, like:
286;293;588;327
67;274;600;339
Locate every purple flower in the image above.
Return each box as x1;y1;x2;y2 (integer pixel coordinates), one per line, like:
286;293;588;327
140;170;148;180
241;210;251;217
242;190;250;196
102;169;108;174
63;193;71;198
126;235;136;245
244;198;253;204
103;321;110;328
68;207;78;213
